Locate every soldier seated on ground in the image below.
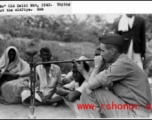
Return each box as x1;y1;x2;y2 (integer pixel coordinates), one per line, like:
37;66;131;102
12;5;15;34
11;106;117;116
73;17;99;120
76;34;151;118
56;56;90;118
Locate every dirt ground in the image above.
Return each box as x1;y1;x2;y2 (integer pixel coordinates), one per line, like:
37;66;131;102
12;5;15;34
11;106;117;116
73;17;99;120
0;102;75;119
0;80;152;119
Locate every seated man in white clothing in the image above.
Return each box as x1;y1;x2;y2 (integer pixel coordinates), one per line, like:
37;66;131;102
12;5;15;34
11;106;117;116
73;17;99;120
34;47;63;106
56;56;90;117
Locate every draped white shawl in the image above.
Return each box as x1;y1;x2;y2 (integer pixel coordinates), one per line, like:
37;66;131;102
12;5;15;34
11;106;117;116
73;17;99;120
0;46;30;77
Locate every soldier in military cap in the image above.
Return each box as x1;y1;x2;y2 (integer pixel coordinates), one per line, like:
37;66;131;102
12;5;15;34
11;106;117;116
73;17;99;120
75;33;151;118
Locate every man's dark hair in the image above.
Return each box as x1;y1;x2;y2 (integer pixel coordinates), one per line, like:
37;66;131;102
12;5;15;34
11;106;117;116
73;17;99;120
83;62;90;72
40;47;52;55
73;62;90;86
105;44;124;54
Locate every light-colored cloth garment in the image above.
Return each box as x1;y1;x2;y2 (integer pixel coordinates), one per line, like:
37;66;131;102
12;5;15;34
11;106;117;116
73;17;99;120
127;39;143;69
0;46;30;104
118;14;135;32
0;46;30;76
1;77;30;104
64;71;73;81
63;80;87;118
65;71;73;79
64;80;87;93
61;71;73;84
35;64;62;97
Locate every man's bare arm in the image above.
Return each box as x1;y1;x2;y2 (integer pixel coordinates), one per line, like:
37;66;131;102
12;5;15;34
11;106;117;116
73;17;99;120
65;90;81;102
56;87;72;96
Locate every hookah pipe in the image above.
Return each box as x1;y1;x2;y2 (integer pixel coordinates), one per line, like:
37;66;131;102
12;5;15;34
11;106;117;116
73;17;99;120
26;49;37;119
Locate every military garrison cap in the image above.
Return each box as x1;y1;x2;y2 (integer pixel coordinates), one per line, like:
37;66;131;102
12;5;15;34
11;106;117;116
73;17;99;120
99;33;128;47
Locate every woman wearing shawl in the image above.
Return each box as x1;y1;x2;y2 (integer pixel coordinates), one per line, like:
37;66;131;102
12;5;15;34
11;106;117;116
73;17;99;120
0;46;30;104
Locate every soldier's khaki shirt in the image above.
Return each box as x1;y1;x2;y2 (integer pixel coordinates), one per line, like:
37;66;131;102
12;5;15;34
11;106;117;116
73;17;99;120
94;54;151;108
